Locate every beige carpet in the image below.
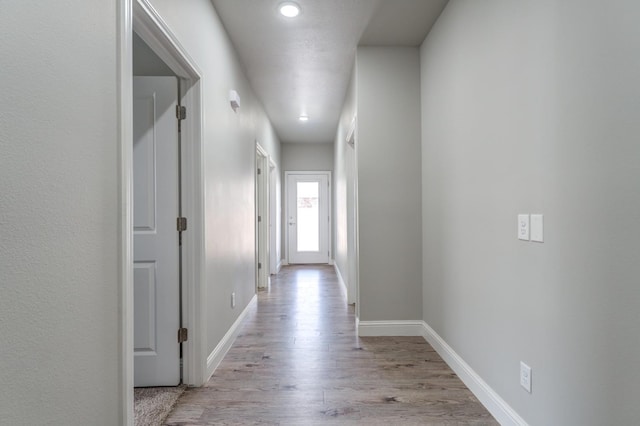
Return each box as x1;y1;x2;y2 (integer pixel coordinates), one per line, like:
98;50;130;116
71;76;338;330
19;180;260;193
134;386;186;426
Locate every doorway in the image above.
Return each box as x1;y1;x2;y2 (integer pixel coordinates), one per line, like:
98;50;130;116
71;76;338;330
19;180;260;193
129;0;206;393
256;143;269;289
285;172;331;264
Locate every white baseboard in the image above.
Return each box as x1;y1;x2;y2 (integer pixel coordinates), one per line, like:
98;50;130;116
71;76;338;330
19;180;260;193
355;319;527;426
357;320;425;337
420;322;528;426
329;258;334;265
277;260;283;272
205;294;257;381
334;263;348;295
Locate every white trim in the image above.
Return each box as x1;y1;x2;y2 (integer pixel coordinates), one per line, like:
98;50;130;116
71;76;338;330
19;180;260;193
357;320;425;337
284;171;332;264
206;295;258;380
180;76;206;386
133;0;200;79
132;0;206;387
256;143;269;289
268;157;279;275
276;259;283;272
334;263;348;296
419;322;528;426
117;0;134;424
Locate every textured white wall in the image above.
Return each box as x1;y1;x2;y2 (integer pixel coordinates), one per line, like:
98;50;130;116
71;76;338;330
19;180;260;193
148;0;281;359
356;47;423;321
0;1;121;424
421;0;640;423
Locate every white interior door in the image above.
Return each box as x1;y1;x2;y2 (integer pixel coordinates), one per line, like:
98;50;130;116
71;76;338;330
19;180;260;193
133;76;180;387
287;172;330;264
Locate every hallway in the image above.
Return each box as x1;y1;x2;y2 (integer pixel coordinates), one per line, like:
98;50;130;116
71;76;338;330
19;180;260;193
165;265;497;425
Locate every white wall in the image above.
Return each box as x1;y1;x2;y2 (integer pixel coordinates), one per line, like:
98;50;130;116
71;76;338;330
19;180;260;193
356;47;423;321
0;2;121;424
334;70;358;304
421;0;640;424
148;0;281;365
281;142;334;172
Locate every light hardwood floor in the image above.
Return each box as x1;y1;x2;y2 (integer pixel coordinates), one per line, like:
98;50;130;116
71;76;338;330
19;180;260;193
166;265;498;425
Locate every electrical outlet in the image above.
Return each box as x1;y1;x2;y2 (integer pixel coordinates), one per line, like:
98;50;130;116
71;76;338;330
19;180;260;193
518;214;530;241
520;361;532;393
231;292;236;308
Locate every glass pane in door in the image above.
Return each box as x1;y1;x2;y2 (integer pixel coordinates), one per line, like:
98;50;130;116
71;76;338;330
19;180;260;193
297;182;319;251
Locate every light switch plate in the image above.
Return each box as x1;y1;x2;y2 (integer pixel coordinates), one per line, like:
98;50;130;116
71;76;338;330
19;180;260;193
518;214;530;241
531;214;544;242
520;361;532;393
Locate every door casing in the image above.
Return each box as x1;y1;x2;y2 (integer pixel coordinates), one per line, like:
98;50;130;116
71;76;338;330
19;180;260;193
256;143;270;289
120;1;206;423
285;171;332;264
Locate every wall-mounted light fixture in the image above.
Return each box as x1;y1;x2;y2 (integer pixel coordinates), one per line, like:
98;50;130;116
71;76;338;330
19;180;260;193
229;90;241;112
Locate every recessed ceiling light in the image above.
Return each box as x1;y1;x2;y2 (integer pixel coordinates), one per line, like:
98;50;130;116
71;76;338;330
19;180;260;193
299;115;309;122
279;2;300;18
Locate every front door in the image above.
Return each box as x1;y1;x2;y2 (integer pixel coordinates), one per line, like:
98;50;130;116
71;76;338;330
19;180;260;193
287;172;330;264
133;76;181;387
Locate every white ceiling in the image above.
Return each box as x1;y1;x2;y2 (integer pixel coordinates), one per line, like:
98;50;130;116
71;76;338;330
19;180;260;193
211;0;448;144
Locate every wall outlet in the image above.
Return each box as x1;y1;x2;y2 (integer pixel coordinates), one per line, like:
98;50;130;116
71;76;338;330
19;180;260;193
231;292;236;308
520;361;532;393
518;214;530;241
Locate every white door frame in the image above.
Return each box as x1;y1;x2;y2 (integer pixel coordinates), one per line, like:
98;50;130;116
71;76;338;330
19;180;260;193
120;0;205;423
285;171;332;264
268;158;279;274
256;143;270;289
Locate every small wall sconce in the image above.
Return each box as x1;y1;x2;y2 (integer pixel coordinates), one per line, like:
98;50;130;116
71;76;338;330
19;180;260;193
229;90;241;112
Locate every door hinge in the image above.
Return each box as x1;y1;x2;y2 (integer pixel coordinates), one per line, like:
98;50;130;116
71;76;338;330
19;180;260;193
178;328;188;343
258;215;262;222
176;105;187;120
258;262;262;269
257;168;261;175
177;217;187;232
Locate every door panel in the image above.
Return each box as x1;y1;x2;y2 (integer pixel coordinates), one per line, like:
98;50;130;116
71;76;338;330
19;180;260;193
287;173;330;264
133;76;180;387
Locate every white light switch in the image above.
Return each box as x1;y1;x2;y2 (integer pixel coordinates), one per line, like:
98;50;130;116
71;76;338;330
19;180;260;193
520;361;532;393
518;214;530;241
531;214;544;243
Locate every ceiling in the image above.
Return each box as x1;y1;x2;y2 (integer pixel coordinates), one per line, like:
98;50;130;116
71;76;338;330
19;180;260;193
211;0;449;144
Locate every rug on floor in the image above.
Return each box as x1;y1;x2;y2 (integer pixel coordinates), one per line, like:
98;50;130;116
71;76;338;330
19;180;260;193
134;385;186;426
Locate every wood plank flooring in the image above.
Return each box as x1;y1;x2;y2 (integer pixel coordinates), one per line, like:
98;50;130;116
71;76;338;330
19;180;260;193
166;265;498;425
